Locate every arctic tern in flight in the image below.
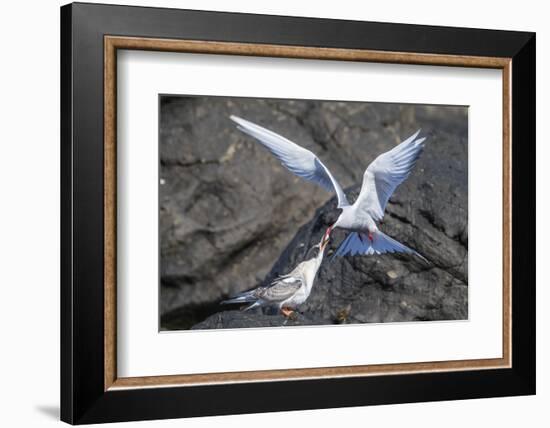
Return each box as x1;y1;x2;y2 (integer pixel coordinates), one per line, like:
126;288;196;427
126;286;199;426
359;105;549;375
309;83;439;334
230;115;428;262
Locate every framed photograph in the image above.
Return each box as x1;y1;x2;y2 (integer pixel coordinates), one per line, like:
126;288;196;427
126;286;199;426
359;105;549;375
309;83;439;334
60;2;535;424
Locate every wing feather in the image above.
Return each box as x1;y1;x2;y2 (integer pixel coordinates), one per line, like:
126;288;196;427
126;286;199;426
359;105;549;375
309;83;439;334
261;277;303;302
231;116;349;207
355;130;426;220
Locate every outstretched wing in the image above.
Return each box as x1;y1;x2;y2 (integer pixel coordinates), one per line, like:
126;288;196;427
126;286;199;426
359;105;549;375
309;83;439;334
354;130;426;221
230;116;349;208
261;276;303;303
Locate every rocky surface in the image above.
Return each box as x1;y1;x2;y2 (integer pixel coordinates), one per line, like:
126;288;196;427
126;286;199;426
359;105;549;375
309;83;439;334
191;310;327;330
159;96;468;330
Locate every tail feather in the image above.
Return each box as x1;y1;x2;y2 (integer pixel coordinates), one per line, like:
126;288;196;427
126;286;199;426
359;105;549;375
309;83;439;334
221;289;257;305
242;301;261;311
332;231;428;262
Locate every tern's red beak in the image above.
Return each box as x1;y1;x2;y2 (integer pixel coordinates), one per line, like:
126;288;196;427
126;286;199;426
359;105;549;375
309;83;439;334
321;226;332;250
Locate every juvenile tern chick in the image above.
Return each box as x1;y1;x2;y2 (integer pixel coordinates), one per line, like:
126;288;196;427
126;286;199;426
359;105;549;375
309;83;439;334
222;232;330;317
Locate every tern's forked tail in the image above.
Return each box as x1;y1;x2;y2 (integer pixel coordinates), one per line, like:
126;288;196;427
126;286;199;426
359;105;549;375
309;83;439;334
332;231;428;263
221;289;263;311
221;289;256;304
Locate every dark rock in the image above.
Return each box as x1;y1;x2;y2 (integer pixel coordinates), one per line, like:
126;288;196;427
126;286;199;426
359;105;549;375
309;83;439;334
191;310;327;330
264;181;468;326
159;96;467;329
194;179;468;329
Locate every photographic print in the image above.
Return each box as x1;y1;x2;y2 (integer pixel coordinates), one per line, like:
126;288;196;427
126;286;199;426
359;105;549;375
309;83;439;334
159;96;468;331
61;6;533;422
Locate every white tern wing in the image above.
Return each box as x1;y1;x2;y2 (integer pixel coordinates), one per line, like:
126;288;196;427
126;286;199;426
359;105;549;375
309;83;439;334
355;130;426;221
230;115;349;208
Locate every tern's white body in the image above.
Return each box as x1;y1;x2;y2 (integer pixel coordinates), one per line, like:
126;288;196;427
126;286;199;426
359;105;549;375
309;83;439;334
334;203;378;233
277;251;325;309
222;237;327;312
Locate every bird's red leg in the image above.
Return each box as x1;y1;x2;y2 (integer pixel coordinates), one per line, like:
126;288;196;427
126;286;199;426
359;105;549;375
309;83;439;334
281;307;295;318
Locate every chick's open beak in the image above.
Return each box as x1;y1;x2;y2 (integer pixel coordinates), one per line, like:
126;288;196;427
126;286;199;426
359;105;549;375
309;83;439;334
320;230;330;250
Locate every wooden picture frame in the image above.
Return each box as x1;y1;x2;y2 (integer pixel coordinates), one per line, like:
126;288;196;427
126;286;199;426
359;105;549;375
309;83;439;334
61;2;535;424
